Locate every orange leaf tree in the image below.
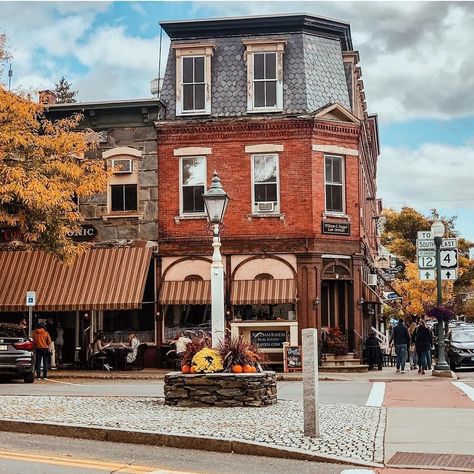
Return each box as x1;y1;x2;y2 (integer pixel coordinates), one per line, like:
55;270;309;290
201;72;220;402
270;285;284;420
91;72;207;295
0;37;107;260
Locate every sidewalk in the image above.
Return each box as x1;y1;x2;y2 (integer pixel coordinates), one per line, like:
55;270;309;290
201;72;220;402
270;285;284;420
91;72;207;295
47;366;459;382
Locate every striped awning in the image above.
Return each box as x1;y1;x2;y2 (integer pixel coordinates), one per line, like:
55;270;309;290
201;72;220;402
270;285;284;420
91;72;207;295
0;247;152;312
231;279;297;305
159;280;211;305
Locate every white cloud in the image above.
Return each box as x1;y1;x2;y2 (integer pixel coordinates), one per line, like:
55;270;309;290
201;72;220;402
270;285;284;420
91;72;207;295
378;143;474;210
75;26;159;70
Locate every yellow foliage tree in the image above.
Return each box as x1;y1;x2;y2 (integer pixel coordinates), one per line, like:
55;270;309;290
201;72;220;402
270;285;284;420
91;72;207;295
393;262;455;316
0;37;107;260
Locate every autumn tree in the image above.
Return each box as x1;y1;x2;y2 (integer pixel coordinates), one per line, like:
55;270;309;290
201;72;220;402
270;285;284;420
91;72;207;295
54;76;78;103
0;40;107;260
381;207;473;315
393;262;455;316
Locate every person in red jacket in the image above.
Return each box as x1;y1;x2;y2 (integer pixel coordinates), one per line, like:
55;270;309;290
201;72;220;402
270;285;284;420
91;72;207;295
32;322;52;380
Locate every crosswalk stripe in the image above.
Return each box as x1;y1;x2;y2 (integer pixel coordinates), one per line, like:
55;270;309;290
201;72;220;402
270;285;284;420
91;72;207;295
365;382;385;407
452;381;474;401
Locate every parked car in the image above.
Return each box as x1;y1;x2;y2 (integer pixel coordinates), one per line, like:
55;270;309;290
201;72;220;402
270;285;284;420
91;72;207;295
447;328;474;371
0;323;35;383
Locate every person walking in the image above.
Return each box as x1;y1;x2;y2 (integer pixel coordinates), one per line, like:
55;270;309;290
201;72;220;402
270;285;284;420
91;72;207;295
365;332;383;370
55;322;64;365
408;321;418;370
390;319;410;373
414;319;432;374
32;322;52;380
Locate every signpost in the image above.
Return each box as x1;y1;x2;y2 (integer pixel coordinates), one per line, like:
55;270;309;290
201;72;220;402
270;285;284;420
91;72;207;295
26;291;36;337
416;236;458;281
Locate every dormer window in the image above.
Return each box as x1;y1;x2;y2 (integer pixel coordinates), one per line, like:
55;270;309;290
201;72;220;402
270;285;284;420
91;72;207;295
243;39;286;113
173;42;214;116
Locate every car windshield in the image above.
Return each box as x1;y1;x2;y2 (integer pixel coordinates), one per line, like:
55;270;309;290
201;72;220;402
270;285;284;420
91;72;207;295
452;331;474;343
0;324;26;338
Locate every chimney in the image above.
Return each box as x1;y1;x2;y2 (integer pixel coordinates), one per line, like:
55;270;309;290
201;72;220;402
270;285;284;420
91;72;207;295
38;90;57;105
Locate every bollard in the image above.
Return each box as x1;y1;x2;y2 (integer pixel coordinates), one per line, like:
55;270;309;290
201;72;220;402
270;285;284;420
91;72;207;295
302;328;319;438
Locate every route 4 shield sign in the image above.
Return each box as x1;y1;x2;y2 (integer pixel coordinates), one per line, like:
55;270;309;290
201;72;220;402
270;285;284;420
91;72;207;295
440;249;458;269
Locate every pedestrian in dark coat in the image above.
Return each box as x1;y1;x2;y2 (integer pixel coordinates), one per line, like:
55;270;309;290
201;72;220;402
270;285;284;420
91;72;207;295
413;319;432;374
365;332;383;370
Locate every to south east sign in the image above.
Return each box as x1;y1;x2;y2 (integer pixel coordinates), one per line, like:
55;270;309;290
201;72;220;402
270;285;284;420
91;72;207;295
322;222;350;236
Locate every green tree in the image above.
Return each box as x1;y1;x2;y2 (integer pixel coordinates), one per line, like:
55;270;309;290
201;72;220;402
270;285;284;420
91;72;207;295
54;76;78;103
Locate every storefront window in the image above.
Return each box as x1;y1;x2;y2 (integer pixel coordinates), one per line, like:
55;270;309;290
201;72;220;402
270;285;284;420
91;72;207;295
234;303;295;321
163;304;211;341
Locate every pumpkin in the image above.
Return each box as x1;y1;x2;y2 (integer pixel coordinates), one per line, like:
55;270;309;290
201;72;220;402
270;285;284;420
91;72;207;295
190;366;197;374
251;366;257;373
232;364;243;373
181;364;190;374
242;364;253;373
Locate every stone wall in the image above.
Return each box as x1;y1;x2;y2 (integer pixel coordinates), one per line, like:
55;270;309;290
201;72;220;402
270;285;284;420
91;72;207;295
164;371;277;407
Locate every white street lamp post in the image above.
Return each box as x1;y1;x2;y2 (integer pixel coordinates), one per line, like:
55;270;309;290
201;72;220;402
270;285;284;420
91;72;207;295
202;172;229;347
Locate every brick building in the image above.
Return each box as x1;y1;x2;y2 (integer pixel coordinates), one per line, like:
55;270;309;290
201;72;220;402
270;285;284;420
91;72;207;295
156;13;381;360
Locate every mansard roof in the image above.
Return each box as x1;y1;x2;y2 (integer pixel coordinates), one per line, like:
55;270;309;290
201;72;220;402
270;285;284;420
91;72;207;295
160;13;353;51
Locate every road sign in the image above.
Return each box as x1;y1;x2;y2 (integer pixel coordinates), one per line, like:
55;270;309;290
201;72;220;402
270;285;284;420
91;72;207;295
26;291;36;306
419;270;435;281
418;255;436;269
441;269;457;280
440;249;458;269
386;292;399;300
417;231;433;240
416;238;457;250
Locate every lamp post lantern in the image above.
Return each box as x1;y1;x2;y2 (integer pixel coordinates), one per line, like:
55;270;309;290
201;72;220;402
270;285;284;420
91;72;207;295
431;220;450;372
202;172;229;347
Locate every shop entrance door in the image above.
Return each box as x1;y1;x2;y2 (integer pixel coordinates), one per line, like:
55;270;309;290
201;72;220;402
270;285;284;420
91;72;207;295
321;280;355;349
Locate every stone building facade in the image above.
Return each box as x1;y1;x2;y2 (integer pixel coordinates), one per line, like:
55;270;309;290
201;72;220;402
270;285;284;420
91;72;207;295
156;14;381;359
47;99;162;242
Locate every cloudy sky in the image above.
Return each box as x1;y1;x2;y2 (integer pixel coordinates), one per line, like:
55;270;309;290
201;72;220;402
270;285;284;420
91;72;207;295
1;1;473;240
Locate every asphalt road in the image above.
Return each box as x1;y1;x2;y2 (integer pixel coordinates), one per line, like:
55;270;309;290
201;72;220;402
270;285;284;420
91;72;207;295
0;378;373;405
0;432;362;474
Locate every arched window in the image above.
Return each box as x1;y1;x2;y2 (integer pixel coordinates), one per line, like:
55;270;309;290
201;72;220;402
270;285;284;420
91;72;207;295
254;273;274;281
184;274;204;281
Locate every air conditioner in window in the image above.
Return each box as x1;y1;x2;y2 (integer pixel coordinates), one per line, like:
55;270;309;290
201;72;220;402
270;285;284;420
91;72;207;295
256;202;276;213
112;159;133;174
368;274;378;286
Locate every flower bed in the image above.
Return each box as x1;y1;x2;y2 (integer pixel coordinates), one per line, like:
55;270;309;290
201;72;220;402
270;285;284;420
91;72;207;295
164;371;277;407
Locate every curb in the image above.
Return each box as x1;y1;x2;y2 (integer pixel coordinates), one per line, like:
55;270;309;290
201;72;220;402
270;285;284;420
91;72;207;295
0;419;383;469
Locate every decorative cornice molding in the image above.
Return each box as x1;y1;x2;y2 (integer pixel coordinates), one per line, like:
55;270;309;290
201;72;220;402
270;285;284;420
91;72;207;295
158;118;313;144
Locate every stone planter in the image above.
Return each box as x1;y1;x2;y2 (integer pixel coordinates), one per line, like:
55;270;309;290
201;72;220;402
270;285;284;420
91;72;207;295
164;371;277;407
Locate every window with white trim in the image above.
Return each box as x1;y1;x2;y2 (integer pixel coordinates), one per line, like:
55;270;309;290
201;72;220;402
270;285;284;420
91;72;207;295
173;43;214;116
252;154;279;214
103;147;141;216
324;155;345;213
244;39;285;113
182;56;205;112
180;156;206;214
253;52;277;108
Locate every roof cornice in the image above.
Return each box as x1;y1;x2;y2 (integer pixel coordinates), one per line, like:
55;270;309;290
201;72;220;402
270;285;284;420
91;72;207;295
160;13;353;51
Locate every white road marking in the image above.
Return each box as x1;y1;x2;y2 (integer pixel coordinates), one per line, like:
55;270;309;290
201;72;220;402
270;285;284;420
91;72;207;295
47;379;83;387
452;381;474;401
365;382;385;407
341;470;376;474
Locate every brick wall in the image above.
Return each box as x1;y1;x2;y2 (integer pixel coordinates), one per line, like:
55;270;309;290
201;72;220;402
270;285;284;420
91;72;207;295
157;117;365;252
